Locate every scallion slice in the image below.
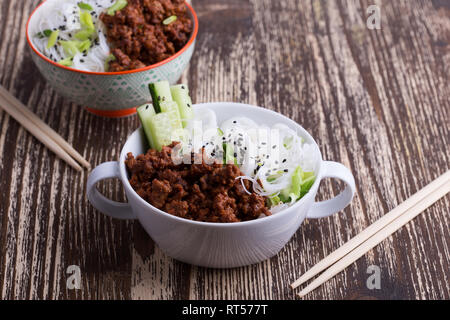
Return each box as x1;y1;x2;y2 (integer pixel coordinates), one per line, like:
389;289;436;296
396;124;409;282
46;30;59;49
104;53;116;71
74;28;95;40
163;15;177;25
80;10;95;31
107;0;128;16
58;57;73;67
78;2;93;11
37;29;52;38
59;40;79;56
77;39;91;53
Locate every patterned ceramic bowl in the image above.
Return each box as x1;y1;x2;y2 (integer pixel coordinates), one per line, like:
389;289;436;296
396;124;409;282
26;1;198;118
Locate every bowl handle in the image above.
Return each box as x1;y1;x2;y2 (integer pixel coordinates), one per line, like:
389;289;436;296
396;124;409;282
307;161;356;219
87;161;137;220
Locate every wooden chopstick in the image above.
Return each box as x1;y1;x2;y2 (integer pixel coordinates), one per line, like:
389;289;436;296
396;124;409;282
291;170;450;290
0;93;83;172
297;178;450;298
0;85;91;169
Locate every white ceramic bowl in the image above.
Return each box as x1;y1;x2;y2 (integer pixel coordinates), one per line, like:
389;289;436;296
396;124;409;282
87;103;356;268
26;0;198;118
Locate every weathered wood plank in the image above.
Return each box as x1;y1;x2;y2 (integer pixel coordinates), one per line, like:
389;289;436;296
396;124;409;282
0;0;448;300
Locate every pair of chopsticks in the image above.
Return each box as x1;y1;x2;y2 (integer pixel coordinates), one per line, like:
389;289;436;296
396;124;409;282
291;170;450;298
0;85;90;172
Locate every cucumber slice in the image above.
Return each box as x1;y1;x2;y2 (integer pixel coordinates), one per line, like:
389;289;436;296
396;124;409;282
149;81;172;113
159;101;182;130
137;103;156;149
170;84;194;127
147;112;175;151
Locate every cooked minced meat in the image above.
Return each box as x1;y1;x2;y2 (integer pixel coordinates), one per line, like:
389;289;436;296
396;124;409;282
101;0;193;72
125;142;271;223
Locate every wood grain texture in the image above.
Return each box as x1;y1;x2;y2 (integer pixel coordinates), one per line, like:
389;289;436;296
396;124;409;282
0;0;449;300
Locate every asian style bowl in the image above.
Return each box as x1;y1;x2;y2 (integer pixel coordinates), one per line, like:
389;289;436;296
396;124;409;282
26;0;198;118
86;103;356;268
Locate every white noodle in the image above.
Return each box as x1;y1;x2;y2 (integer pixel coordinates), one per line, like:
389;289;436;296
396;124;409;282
31;0;113;72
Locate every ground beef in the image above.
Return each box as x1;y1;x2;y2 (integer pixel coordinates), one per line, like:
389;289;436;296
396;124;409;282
100;0;193;72
125;142;271;222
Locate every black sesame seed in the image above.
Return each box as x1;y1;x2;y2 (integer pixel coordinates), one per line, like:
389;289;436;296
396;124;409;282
233;120;237;124
284;169;288;172
282;159;287;163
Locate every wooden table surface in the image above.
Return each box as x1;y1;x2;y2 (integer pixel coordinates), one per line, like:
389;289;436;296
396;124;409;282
0;0;449;300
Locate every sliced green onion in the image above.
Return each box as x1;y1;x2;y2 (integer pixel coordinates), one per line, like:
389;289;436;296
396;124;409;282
78;2;93;11
58;57;73;67
107;0;128;16
163;15;177;25
74;28;95;40
59;40;79;56
36;29;53;38
104;53;116;71
217;128;224;135
59;39;92;56
267;195;281;207
77;39;91;53
46;30;59;49
80;10;95;31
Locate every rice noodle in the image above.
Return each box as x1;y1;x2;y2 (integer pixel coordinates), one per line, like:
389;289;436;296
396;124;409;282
218;116;319;212
31;0;113;72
